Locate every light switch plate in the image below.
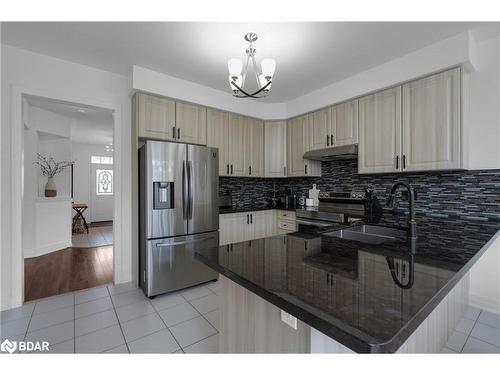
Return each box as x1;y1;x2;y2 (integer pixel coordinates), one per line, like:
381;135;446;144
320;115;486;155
281;310;298;330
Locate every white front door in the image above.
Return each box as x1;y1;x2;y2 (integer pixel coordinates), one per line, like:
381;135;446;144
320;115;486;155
90;164;114;223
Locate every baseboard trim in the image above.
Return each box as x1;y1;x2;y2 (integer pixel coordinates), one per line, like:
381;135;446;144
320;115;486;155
470;294;500;315
24;241;72;259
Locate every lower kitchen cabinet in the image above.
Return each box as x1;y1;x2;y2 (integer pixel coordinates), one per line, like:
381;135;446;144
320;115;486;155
219;275;310;353
219;212;253;245
277;210;297;234
252;210;277;239
219;210;277;245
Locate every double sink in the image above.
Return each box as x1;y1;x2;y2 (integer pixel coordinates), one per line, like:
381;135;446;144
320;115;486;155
325;224;408;245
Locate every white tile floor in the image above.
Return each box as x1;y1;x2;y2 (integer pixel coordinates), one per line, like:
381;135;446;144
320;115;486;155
2;279;499;354
71;224;113;248
0;281;219;353
442;306;500;353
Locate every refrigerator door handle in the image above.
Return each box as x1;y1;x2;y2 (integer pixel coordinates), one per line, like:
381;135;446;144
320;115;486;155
156;235;217;247
182;160;189;219
187;160;194;220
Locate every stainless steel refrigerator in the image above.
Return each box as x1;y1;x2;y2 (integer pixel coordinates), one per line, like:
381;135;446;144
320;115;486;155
139;140;219;298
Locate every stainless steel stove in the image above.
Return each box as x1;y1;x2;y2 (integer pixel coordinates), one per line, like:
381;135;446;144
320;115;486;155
296;190;380;232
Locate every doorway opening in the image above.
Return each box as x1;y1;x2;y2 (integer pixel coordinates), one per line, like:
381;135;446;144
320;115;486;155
22;95;115;302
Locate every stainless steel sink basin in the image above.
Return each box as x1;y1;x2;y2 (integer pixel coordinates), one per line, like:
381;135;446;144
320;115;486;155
325;225;408;245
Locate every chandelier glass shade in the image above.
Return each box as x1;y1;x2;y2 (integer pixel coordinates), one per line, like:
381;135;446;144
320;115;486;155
227;33;276;98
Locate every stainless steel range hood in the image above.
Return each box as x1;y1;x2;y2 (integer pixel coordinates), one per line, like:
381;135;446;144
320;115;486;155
303;144;358;161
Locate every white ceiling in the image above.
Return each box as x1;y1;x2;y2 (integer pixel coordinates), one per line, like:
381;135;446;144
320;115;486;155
3;22;480;102
26;96;114;145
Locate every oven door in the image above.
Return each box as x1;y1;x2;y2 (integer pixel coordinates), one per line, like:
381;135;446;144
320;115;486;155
296;218;338;234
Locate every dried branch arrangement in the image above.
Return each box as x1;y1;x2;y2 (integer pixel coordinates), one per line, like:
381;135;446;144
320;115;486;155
33;153;74;178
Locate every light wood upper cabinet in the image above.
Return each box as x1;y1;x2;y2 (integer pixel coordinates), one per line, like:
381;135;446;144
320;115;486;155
287;115;321;177
332;99;358;146
308;100;358;150
402;68;461;172
287;115;309;176
308;107;331;150
358;68;463;174
358;86;402;174
228;113;247;177
212;113;264;177
244;118;264;177
135;93;176;141
207;108;230;176
264;121;287;177
175;102;207;145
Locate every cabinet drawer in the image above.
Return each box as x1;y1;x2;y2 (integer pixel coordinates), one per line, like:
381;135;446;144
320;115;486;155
277;210;296;220
278;220;296;232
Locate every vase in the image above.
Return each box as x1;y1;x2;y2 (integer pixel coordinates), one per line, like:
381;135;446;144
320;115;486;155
45;177;57;197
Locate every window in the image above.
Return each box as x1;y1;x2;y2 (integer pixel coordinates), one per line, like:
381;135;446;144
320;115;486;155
91;155;113;165
96;169;113;195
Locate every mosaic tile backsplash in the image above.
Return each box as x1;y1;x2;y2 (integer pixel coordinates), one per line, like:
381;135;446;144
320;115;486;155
220;159;500;221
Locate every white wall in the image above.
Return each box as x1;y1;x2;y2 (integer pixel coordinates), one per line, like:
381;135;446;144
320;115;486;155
25;106;73;198
467;33;500;170
72;142;114;223
285;32;478;118
470;234;500;314
24;198;72;259
133;65;288;120
1;44;133;310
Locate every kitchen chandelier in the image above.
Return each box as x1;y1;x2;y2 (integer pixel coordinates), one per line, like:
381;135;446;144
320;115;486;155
227;32;276;98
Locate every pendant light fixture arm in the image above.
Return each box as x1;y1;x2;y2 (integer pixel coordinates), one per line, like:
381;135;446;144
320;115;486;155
231;79;272;98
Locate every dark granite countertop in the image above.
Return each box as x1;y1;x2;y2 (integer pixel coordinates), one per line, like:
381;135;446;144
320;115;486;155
219;205;298;214
195;212;500;353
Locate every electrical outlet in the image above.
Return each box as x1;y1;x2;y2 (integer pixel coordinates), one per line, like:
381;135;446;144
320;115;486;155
281;310;298;329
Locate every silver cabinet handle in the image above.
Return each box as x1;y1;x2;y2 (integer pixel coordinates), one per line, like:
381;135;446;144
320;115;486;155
326;135;329;146
177;128;180;139
172;126;176;139
283;166;286;176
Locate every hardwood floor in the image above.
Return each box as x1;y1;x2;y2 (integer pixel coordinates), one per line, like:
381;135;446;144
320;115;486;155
24;245;113;302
